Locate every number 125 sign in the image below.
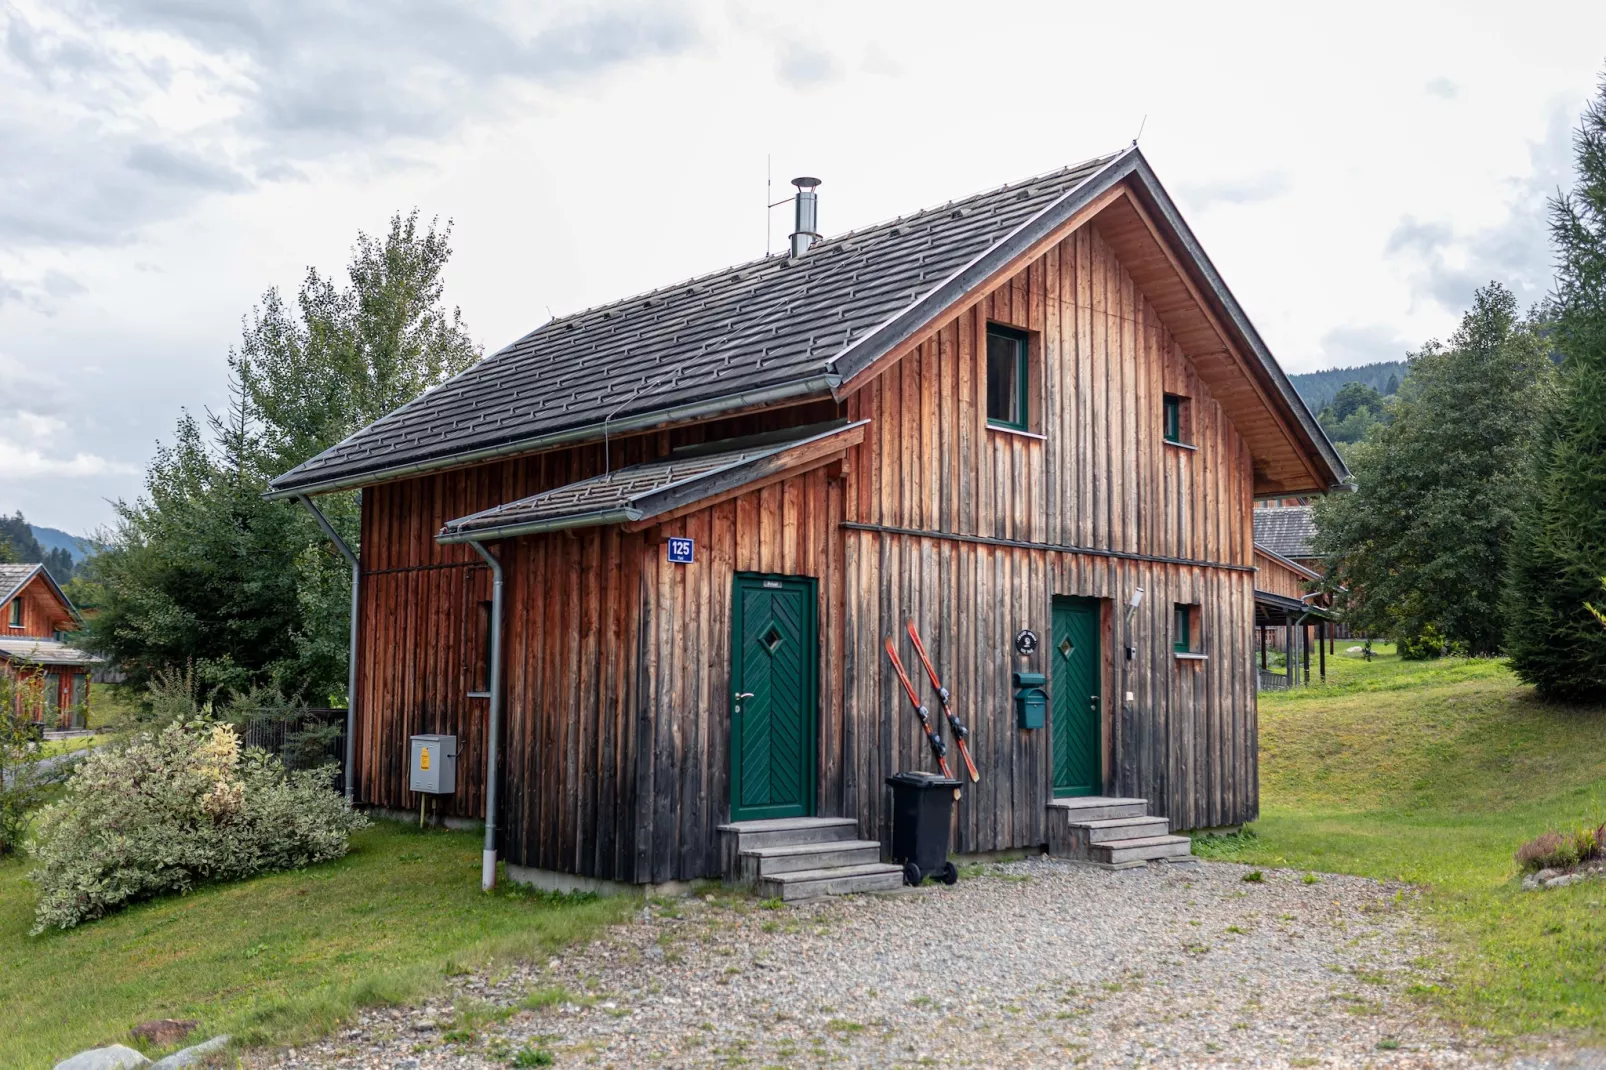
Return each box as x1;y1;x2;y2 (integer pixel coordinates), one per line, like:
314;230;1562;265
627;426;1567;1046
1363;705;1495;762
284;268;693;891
666;537;695;564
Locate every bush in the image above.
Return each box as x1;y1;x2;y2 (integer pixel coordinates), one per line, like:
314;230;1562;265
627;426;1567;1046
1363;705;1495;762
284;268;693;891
1515;826;1603;872
28;720;367;932
1;677;66;858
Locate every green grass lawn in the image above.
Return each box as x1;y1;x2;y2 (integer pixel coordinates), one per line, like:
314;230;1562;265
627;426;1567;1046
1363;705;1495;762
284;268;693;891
37;733;110;759
0;821;632;1069
88;682;141;728
1198;644;1606;1036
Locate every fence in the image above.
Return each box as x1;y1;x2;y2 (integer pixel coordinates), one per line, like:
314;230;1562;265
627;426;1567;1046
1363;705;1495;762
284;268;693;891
1257;668;1291;692
232;708;347;794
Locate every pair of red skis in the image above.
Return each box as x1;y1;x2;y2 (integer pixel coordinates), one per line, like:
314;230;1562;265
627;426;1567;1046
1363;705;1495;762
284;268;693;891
883;621;981;783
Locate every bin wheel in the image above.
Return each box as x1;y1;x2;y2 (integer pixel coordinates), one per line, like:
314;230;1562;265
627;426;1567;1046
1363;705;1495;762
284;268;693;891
903;862;922;886
940;861;959;886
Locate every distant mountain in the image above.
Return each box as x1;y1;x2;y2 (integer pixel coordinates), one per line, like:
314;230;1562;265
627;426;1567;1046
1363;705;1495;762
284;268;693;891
31;524;92;563
1289;361;1406;413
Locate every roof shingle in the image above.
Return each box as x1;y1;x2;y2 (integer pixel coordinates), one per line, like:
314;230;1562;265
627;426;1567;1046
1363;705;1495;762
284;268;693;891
1253;507;1320;560
269;154;1122;495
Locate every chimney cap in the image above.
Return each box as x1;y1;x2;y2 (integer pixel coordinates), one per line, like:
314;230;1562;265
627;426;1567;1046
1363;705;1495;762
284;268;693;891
791;176;822;190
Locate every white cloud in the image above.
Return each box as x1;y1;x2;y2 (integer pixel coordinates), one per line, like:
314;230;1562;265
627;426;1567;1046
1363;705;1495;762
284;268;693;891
0;440;137;478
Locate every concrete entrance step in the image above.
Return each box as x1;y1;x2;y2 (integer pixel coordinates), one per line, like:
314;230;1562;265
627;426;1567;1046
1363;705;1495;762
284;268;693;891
1046;796;1196;866
738;839;883;881
754;862;906;901
1090;834;1194;867
1077;815;1171;843
718;817;860;874
1046;796;1149;822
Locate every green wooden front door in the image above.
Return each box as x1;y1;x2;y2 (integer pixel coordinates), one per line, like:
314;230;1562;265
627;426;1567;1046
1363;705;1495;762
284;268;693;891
1051;597;1102;797
730;575;817;822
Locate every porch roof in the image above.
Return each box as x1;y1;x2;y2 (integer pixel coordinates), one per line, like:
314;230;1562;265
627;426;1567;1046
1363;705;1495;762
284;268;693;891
0;637;102;667
1254;588;1335;626
436;420;866;544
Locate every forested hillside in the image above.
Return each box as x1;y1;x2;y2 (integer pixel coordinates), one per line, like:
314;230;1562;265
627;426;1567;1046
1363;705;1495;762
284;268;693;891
1289;360;1405;411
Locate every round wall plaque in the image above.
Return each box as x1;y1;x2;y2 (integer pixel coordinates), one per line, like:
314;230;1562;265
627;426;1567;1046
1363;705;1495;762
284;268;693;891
1014;629;1039;655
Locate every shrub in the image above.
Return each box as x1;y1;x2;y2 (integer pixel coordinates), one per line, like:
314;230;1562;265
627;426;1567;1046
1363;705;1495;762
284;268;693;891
28;720;367;932
0;676;66;858
1515;827;1603;872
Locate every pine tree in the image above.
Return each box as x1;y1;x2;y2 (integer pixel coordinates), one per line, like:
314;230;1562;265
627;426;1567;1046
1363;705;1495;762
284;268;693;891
1506;72;1606;701
1315;283;1551;655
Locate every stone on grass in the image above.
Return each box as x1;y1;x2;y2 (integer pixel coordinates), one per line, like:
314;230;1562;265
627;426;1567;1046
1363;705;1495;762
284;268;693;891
150;1035;230;1069
53;1045;151;1070
131;1021;197;1048
1546;873;1584;888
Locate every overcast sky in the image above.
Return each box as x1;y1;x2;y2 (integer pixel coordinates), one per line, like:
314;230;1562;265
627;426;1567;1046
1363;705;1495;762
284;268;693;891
1;1;1602;535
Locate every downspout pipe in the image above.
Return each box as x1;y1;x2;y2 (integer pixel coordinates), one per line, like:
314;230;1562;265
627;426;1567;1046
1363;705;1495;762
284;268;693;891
466;539;504;892
296;496;359;802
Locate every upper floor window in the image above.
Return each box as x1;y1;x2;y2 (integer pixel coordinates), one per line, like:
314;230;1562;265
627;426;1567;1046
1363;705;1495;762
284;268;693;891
1163;393;1192;446
7;598;21;628
986;324;1031;431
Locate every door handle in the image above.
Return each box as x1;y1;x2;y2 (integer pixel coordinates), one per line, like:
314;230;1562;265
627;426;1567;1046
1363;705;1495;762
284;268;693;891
734;691;755;713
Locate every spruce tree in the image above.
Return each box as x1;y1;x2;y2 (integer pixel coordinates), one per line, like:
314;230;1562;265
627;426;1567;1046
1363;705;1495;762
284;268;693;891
1314;283;1550;656
1506;73;1606;701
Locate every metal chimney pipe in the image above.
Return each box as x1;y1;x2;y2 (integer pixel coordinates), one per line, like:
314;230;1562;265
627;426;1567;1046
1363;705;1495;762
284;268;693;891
789;176;821;257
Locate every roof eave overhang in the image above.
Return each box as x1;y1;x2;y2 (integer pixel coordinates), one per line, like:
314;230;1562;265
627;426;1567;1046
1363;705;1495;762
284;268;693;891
1117;156;1349;492
266;373;843;501
436;420;867;545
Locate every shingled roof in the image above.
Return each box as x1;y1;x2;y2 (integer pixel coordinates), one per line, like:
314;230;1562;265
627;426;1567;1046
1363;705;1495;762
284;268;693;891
268;146;1345;498
438;421;865;543
1253;506;1321;560
0;563;38;604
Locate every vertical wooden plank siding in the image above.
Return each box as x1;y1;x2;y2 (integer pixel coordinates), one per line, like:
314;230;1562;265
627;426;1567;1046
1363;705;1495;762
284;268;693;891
352;219;1260;883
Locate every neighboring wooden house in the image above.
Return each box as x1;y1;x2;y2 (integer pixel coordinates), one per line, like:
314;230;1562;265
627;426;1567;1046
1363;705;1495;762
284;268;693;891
269;147;1347;895
1;563;100;728
1252;544;1333;690
1252;503;1323;574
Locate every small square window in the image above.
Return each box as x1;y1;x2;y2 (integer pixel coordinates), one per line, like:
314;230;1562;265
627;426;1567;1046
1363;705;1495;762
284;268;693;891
1163;394;1190;445
986;325;1030;430
1174;603;1196;654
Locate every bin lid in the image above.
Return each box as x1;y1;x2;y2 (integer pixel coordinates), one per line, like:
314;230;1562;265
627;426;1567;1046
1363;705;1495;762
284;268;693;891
885;770;963;789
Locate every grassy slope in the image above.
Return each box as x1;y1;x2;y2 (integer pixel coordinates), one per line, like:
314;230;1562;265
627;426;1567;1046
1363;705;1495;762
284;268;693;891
1199;645;1606;1035
0;821;631;1069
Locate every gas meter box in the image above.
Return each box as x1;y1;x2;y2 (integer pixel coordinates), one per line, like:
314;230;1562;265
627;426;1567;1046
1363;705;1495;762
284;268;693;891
1013;671;1048;730
409;734;458;794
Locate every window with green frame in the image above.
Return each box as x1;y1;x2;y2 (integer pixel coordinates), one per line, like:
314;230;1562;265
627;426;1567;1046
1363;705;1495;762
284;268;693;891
1163;393;1188;444
985;325;1030;430
1173;603;1193;653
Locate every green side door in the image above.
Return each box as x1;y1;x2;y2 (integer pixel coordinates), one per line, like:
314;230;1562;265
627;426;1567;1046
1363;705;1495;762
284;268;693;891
730;575;818;822
1051;597;1102;798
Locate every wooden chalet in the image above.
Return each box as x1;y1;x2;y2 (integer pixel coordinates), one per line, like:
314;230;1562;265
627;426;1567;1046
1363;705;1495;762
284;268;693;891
1;563;99;728
269;147;1348;895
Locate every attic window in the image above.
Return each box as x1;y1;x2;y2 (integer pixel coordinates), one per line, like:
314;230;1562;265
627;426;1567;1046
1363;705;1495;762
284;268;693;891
986;324;1032;432
8;598;21;628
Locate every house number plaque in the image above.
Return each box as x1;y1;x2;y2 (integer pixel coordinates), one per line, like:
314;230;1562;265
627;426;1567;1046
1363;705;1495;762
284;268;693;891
1014;629;1039;655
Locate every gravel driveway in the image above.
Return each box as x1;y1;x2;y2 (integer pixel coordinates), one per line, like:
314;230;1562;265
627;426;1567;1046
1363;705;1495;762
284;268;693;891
259;857;1518;1069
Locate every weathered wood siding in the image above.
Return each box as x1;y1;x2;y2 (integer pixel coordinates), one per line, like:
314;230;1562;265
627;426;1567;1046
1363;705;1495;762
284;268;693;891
839;221;1258;837
500;466;843;883
353;404;839;822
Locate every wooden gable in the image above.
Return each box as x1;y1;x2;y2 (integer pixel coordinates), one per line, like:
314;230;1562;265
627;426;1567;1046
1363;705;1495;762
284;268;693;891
3;568;77;639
